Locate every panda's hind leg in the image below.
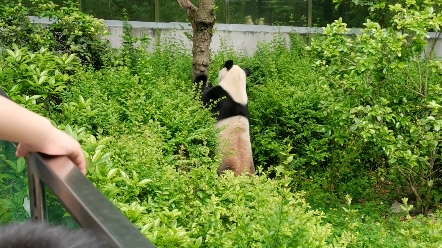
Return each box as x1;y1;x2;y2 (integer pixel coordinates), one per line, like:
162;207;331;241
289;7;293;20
217;157;240;177
217;157;254;177
216;117;255;177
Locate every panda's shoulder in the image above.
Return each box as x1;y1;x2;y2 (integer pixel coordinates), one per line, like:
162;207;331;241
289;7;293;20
209;85;229;98
202;85;227;104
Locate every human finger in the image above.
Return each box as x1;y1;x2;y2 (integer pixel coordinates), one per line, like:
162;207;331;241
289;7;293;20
15;143;30;157
16;141;87;175
68;148;87;175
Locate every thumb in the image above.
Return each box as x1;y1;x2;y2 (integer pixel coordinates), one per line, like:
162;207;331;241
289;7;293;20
15;143;31;157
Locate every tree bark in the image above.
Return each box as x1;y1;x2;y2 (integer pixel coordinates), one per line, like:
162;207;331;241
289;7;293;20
176;0;216;83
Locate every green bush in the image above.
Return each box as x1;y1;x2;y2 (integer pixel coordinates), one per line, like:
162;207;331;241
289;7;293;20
0;144;29;224
89;131;334;247
2;2;442;246
246;37;331;172
58;57;219;170
0;0;110;70
0;44;81;114
308;0;442;215
51;41;337;244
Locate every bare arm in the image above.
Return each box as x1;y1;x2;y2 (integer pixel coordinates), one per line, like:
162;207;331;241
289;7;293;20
0;97;54;145
0;96;86;175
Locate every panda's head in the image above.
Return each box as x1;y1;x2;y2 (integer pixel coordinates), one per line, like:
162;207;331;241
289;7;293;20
217;60;251;105
218;60;251;84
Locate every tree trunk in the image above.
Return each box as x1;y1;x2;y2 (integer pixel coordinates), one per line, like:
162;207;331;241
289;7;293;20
176;0;216;83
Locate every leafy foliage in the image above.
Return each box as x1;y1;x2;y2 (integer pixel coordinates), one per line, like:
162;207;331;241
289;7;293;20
1;1;442;247
0;143;29;223
307;0;442;215
91;132;333;247
0;0;110;70
0;44;80;113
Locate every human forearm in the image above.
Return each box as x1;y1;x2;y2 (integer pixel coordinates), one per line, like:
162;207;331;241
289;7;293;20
0;96;87;174
0;96;54;146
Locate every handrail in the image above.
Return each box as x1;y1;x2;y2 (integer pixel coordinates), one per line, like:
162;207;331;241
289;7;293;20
25;151;155;248
1;90;154;247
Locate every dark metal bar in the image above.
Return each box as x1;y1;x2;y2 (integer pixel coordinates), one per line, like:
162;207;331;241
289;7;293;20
154;0;159;22
26;155;37;221
26;155;48;222
35;173;48;222
25;152;155;248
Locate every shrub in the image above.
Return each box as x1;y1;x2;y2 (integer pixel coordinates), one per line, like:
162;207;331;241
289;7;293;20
0;44;81;114
89;130;334;247
0;0;110;70
307;1;442;214
52;32;339;246
2;4;442;247
246;38;331;172
59;51;219;170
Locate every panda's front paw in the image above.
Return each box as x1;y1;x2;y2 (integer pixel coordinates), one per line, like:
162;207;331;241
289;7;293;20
203;84;213;92
194;74;208;85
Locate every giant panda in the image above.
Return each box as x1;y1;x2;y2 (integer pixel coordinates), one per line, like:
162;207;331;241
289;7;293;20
194;60;255;176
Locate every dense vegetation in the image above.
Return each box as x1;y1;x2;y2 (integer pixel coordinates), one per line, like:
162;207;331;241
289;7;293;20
1;0;442;247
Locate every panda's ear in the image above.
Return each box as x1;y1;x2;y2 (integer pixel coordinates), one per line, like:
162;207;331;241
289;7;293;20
244;68;251;77
225;60;234;70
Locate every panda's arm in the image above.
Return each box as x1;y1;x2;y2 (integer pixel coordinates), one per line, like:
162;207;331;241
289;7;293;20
201;85;226;107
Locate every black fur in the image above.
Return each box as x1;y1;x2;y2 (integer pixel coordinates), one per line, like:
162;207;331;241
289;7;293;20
193;74;211;98
244;68;251;77
201;85;249;121
0;222;114;248
194;74;207;86
193;61;251;121
225;60;234;70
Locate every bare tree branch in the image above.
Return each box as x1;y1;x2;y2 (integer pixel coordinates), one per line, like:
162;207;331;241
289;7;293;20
176;0;197;18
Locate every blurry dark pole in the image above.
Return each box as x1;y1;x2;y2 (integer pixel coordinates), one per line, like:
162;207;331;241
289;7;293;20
154;0;159;22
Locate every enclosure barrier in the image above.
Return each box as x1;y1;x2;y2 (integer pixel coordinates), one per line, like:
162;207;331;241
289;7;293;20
0;91;155;247
25;151;155;248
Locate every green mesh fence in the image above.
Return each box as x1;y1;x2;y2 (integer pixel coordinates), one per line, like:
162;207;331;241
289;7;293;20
0;140;29;223
0;141;78;228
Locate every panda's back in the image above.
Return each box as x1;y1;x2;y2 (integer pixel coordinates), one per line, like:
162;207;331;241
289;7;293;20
207;86;249;121
218;66;248;105
209;60;255;177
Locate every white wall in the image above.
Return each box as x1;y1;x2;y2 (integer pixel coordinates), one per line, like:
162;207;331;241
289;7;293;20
28;17;442;58
104;20;353;56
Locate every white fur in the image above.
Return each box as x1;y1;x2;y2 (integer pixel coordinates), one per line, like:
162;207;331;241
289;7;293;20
218;65;248;105
215;116;254;176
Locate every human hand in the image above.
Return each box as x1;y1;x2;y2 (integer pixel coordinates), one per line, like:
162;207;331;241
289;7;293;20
15;126;87;175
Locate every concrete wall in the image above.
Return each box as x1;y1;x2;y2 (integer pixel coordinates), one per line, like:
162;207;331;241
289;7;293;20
28;17;442;58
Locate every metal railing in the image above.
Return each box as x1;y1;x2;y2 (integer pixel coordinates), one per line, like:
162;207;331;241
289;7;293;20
1;91;155;248
25;152;155;248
